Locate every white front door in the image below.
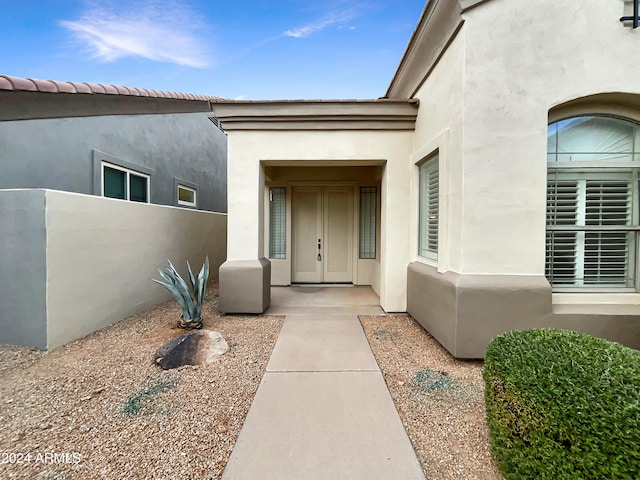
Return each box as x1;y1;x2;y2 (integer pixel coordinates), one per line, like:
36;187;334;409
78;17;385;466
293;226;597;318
292;186;353;283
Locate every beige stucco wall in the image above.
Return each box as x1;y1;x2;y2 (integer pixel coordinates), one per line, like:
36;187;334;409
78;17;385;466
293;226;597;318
411;28;466;274
459;0;640;275
226;130;413;312
44;190;227;349
408;0;640;278
405;0;640;357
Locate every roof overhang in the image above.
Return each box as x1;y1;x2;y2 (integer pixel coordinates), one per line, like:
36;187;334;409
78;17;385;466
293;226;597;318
0;91;213;121
0;74;220;121
210;99;419;131
385;0;492;99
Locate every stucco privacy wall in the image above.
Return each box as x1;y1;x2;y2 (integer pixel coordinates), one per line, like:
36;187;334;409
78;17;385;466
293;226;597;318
0;112;227;212
0;190;47;348
224;130;414;312
0;189;227;350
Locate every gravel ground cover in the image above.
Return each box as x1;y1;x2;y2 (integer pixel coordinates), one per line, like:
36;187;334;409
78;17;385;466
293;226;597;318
360;314;503;480
1;291;502;480
0;285;283;480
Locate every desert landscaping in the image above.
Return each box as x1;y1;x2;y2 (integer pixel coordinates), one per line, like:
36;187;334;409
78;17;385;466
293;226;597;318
0;286;501;479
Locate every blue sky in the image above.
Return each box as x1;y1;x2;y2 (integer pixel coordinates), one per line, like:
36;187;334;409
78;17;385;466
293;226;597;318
1;1;426;99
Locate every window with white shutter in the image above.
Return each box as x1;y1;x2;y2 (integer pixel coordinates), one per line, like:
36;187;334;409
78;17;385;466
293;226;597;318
546;115;640;291
418;153;439;260
269;187;286;259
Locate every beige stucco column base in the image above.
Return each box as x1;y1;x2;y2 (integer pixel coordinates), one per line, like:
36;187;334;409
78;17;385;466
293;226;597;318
408;262;551;359
407;262;640;359
219;258;271;314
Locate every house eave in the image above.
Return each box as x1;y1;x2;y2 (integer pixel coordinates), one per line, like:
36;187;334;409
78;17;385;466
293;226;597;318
211;99;419;131
0;90;213;121
386;0;490;98
0;74;222;121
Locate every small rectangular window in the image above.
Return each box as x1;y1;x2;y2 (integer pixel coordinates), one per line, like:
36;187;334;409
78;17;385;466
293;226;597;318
177;185;197;207
418;153;439;260
359;186;377;259
269;187;286;259
102;162;149;203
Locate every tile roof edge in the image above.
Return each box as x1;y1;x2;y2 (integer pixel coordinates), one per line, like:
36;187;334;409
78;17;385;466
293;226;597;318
0;74;224;101
209;98;419;104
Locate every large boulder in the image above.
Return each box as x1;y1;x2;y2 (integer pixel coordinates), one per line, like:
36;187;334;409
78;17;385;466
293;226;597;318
154;330;229;370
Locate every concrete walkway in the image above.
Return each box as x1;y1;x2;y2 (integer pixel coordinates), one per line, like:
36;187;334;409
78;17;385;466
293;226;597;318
222;287;425;480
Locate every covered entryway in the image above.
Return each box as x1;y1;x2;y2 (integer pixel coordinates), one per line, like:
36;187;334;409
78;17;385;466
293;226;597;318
265;163;383;291
292;185;353;283
214;99;418;315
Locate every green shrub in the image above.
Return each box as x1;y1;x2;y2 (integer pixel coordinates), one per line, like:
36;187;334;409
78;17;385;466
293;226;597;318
483;328;640;479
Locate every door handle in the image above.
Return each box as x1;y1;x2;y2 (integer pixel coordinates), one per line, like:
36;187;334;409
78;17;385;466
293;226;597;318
317;238;322;261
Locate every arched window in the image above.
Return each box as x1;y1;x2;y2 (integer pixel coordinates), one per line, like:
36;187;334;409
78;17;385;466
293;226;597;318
546;115;640;290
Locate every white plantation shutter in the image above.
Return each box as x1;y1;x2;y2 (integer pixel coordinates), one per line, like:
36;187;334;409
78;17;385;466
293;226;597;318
584;180;633;286
269;187;286;259
546;173;637;288
546;179;579;285
419;154;439;260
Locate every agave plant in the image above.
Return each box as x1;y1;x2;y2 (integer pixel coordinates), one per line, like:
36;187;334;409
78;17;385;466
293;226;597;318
152;257;210;329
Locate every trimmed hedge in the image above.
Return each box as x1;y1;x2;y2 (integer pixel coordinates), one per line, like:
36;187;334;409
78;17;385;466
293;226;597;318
483;329;640;479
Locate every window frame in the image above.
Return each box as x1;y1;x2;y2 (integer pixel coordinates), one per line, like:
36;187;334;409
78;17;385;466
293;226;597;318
172;177;199;208
101;161;150;203
92;150;153;204
359;186;377;260
418;152;440;261
546;115;640;292
269;186;287;260
177;184;197;207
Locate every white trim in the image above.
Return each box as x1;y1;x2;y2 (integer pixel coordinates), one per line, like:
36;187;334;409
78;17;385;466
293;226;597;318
177;184;197;207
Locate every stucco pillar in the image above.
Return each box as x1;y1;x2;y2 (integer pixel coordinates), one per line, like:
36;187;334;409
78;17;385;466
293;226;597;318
379;159;410;312
219;140;270;313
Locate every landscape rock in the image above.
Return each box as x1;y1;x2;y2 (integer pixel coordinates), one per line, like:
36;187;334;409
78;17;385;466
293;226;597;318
154;330;229;370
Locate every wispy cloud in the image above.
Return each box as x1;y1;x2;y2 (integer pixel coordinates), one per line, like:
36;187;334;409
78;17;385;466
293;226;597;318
284;9;360;39
59;1;210;68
